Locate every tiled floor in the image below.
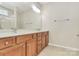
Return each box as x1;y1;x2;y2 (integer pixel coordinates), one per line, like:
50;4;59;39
38;45;79;56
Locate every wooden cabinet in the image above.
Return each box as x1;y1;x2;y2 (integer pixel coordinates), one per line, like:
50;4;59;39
37;41;42;54
45;32;49;46
37;33;42;54
0;31;49;56
41;32;49;48
0;37;15;50
41;32;46;49
37;32;49;54
32;33;37;55
16;34;37;56
16;34;32;43
26;33;37;56
26;39;37;56
0;43;25;56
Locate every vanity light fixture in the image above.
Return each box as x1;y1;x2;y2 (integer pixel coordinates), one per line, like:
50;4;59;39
32;4;40;13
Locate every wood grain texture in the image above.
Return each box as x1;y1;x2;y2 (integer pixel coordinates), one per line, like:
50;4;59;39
0;31;49;56
0;37;15;50
0;43;25;56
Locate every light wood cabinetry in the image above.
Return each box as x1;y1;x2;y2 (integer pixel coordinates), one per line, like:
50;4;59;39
0;43;25;56
26;39;36;56
41;32;49;48
0;37;15;50
26;33;37;56
36;32;49;54
45;32;49;46
0;31;49;56
37;33;42;54
41;32;46;49
16;34;32;43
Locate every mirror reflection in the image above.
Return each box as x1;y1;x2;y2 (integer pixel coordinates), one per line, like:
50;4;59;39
0;2;42;32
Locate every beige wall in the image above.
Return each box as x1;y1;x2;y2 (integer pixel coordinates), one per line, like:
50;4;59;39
42;2;79;49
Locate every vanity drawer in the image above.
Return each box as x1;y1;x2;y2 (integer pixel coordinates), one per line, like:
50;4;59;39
37;33;41;37
0;37;15;49
32;33;37;39
16;34;32;43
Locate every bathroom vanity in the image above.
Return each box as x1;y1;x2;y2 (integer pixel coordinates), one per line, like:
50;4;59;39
0;30;49;56
0;2;49;56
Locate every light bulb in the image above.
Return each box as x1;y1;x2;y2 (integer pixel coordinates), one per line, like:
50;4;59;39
32;4;40;13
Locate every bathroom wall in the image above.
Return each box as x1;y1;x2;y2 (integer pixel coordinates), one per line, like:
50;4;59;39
42;2;79;49
17;8;41;30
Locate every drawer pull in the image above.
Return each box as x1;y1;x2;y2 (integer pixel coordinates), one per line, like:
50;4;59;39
5;42;9;45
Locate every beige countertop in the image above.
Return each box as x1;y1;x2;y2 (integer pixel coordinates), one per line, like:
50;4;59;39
0;29;49;38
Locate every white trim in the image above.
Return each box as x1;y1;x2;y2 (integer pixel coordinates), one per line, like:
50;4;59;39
48;43;79;51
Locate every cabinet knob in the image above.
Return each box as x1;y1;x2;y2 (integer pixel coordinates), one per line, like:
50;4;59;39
5;41;9;45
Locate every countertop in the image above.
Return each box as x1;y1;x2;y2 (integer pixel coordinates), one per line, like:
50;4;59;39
0;29;49;38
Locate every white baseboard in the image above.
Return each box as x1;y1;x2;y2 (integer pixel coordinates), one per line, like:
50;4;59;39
48;43;79;51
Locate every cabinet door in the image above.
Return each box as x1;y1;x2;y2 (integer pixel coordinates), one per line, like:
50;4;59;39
0;43;25;56
37;40;42;54
26;41;32;56
41;33;46;49
32;40;37;56
0;53;5;56
37;33;42;54
45;32;49;46
26;39;36;56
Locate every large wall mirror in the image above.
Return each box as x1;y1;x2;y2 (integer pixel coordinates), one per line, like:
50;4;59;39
0;2;42;31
